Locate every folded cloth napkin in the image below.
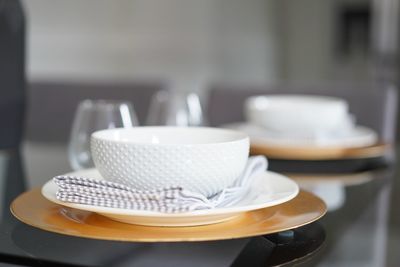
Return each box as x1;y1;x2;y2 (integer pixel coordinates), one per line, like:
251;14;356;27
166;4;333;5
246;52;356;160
54;156;268;213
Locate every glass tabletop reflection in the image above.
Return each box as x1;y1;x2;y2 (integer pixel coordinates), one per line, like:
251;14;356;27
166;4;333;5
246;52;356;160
0;143;399;267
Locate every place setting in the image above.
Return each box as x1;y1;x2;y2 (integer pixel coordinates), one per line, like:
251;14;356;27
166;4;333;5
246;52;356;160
223;94;388;161
11;125;326;242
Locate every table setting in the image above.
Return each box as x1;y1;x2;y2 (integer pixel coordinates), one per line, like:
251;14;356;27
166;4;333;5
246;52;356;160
11;125;326;241
2;90;329;243
223;94;387;161
0;87;398;266
9;92;393;244
217;94;392;178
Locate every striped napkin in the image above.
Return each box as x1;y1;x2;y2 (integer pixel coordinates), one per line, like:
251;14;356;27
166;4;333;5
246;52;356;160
54;156;268;213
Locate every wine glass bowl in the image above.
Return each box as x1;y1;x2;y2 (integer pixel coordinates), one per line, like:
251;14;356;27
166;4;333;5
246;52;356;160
146;90;204;126
68;100;138;170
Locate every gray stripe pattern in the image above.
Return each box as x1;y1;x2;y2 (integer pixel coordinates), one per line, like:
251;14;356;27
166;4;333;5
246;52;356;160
54;156;268;213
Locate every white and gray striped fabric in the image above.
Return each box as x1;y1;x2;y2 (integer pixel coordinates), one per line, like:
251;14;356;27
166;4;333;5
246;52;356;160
54;156;268;213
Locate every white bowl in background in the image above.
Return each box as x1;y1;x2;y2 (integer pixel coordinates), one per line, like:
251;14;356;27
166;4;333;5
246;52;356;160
244;95;352;136
91;127;249;197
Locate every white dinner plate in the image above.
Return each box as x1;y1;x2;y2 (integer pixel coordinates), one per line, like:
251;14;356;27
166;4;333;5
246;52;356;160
223;122;378;148
42;169;299;227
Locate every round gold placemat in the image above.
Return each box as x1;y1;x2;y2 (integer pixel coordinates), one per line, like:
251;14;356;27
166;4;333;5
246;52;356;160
250;142;388;160
11;188;326;242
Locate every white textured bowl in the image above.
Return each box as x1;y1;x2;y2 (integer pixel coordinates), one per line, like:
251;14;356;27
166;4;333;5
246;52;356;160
91;127;249;197
245;95;351;136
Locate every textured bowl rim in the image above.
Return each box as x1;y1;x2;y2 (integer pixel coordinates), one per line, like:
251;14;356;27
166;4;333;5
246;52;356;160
91;126;249;146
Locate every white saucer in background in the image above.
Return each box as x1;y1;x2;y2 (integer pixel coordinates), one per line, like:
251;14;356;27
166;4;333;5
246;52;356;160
42;168;299;227
223;122;378;148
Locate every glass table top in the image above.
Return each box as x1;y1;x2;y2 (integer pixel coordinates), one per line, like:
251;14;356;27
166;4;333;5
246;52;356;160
0;142;399;266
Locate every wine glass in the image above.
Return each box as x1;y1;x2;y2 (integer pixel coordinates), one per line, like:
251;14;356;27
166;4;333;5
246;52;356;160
68;100;138;170
146;90;204;126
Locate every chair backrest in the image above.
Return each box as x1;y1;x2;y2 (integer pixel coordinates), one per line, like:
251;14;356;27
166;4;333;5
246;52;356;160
207;84;398;144
0;0;26;149
25;81;165;143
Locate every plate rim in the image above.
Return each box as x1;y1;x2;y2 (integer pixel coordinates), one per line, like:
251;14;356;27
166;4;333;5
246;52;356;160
223;122;378;149
41;169;299;218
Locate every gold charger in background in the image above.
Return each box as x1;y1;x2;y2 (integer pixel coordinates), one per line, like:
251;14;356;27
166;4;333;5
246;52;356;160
11;189;326;242
250;142;388;160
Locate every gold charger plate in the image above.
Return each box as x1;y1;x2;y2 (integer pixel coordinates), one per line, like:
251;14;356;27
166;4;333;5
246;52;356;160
250;142;388;160
11;188;326;242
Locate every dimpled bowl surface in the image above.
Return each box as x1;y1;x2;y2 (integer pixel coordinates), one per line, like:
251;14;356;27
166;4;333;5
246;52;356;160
91;127;249;197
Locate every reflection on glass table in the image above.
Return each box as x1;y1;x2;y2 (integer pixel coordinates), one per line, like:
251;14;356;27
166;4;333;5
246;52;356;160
289;169;395;267
290;171;376;211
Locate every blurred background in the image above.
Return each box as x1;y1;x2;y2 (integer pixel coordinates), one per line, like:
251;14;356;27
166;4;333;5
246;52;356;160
24;0;398;88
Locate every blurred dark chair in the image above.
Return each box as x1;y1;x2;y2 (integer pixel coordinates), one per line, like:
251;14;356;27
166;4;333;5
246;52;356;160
0;0;26;149
25;81;165;143
207;83;398;145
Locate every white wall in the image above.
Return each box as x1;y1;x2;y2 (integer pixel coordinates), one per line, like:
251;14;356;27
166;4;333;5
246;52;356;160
279;0;336;82
24;0;374;91
279;0;372;84
24;0;280;91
